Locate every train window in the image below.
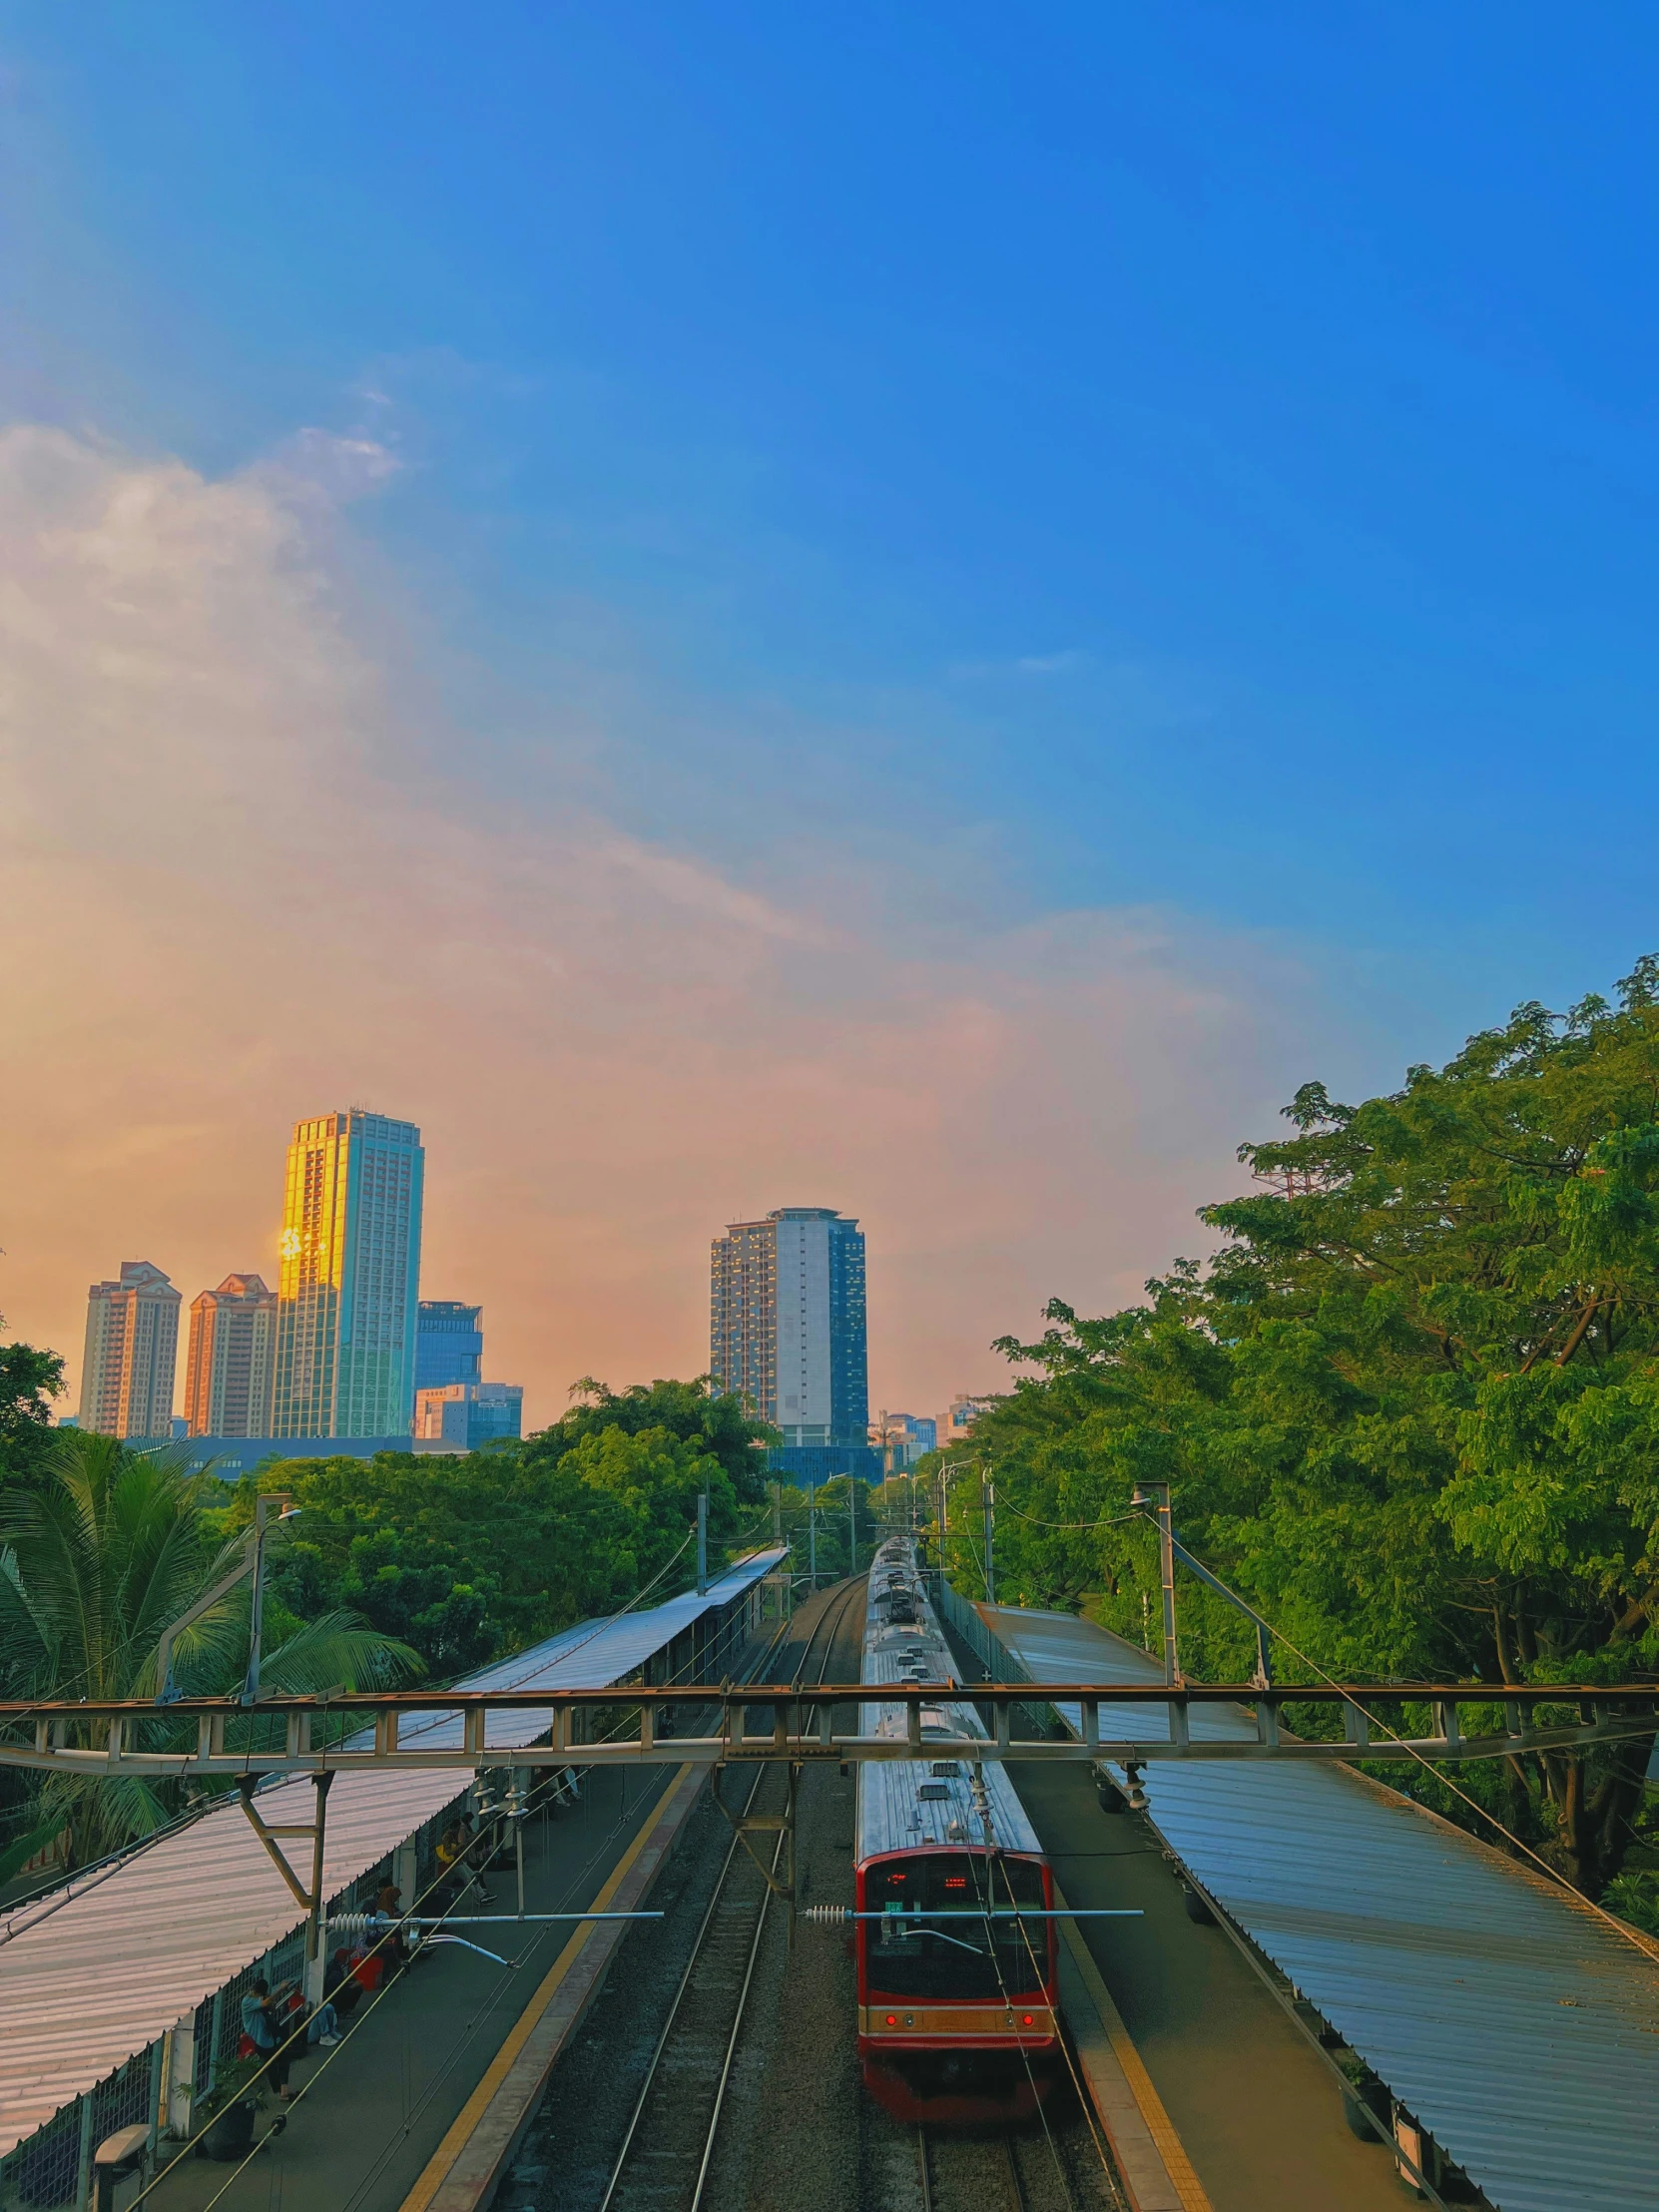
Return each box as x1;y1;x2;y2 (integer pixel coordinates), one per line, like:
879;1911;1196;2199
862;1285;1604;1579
862;1855;1048;2001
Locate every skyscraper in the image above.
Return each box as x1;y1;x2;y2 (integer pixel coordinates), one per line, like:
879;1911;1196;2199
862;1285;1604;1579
416;1301;484;1390
184;1275;277;1437
711;1208;869;1480
79;1261;182;1438
272;1110;424;1438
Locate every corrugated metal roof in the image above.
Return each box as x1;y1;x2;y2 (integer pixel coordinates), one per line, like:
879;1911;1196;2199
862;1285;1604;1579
855;1545;1041;1863
0;1549;785;2159
978;1602;1659;2212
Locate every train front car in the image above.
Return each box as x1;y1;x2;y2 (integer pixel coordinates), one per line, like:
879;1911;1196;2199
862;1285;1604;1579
855;1538;1060;2124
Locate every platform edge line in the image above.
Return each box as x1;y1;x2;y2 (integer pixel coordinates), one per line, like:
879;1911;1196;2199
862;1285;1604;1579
1052;1879;1214;2212
399;1760;698;2212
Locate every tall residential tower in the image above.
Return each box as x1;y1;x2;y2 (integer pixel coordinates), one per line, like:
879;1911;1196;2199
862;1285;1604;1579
184;1274;277;1437
79;1261;182;1438
272;1110;424;1438
711;1208;869;1482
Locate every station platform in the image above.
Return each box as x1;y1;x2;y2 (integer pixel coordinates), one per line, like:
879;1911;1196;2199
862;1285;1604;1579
132;1761;692;2212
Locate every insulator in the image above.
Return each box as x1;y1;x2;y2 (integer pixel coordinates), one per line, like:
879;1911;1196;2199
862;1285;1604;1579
800;1905;852;1926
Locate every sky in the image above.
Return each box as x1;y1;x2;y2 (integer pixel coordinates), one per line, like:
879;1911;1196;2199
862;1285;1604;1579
3;5;1658;1428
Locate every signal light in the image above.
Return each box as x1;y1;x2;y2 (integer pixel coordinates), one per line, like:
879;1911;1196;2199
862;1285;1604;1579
1022;2013;1034;2026
885;2013;897;2026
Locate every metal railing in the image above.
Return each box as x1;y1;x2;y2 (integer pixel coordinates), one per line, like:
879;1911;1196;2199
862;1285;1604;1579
1;1679;1650;1780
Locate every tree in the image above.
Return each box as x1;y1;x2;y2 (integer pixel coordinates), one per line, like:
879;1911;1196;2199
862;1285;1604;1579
536;1377;774;1501
0;1432;418;1868
967;966;1659;1898
240;1415;750;1676
0;1338;65;1485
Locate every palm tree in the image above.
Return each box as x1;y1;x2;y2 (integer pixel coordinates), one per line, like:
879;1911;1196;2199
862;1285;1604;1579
0;1431;419;1869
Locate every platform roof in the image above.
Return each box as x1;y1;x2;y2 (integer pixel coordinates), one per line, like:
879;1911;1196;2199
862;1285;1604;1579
978;1602;1659;2212
0;1548;785;2160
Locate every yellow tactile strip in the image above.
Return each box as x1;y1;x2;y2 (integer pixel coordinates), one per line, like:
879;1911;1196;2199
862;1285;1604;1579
401;1762;704;2212
1052;1881;1214;2212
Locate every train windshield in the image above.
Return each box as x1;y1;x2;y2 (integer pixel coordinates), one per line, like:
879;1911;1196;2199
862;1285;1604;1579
863;1854;1048;2001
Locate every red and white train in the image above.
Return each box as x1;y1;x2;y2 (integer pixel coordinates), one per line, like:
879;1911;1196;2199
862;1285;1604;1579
854;1537;1061;2123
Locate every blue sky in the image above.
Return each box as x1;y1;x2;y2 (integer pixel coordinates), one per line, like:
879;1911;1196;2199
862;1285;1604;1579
10;6;1657;991
6;5;1658;1403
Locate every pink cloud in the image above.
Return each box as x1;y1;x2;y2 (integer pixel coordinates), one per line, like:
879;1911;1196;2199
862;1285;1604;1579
0;425;1314;1430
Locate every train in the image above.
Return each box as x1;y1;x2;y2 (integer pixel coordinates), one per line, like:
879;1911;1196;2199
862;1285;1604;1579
853;1536;1061;2123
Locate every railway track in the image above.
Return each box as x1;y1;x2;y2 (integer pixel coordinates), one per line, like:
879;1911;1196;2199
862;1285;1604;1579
596;1579;867;2212
913;2117;1120;2212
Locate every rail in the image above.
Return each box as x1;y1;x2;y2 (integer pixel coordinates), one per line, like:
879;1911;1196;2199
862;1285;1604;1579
0;1680;1650;1779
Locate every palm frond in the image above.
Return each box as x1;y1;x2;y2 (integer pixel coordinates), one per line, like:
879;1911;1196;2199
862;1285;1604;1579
260;1609;424;1694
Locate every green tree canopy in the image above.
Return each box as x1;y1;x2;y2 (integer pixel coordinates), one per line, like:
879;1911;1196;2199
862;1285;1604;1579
0;1338;65;1485
0;1432;417;1867
239;1391;755;1676
530;1376;774;1500
960;965;1659;1897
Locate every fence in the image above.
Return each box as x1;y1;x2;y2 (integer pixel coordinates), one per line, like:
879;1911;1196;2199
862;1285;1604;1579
930;1575;1063;1738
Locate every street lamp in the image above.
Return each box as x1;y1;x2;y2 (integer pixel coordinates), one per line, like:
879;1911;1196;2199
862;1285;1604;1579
154;1493;300;1707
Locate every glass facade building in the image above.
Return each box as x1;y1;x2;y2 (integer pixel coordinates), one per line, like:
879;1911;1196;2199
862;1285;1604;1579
416;1301;484;1390
412;1381;524;1451
272;1111;424;1438
711;1207;870;1480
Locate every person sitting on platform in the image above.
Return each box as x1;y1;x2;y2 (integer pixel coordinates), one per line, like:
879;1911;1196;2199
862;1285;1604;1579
241;1977;297;2102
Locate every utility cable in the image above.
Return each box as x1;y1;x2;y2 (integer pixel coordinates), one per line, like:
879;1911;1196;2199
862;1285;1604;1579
1125;1513;1659;1967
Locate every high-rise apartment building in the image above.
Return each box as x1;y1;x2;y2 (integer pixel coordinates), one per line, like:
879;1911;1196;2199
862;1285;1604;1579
184;1274;277;1437
79;1261;182;1438
272;1110;424;1438
416;1301;483;1390
711;1208;869;1478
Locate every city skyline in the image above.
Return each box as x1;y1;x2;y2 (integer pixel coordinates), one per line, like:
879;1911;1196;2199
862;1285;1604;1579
58;1169;975;1448
17;18;1653;1432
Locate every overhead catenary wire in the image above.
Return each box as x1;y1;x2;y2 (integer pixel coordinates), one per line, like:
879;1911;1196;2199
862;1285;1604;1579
1121;1509;1659;1967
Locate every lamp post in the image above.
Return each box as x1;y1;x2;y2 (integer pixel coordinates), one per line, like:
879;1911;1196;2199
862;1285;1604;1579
154;1493;299;1707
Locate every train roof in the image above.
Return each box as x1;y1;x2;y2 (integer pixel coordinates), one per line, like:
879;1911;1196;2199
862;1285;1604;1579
855;1540;1043;1865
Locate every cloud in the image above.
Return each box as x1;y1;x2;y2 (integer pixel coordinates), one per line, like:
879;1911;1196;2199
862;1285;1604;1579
0;424;1318;1426
947;648;1088;680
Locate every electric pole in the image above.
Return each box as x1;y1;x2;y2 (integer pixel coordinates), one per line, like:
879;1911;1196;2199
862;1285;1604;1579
1131;1481;1180;1685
